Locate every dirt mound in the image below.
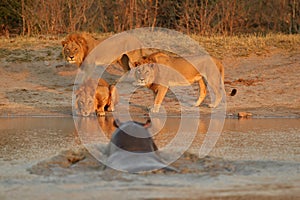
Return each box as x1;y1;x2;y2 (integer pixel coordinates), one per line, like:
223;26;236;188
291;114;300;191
28;146;241;176
28;147;103;176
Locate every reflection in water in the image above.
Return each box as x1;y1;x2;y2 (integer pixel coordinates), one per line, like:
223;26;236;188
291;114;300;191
74;115;209;153
0;117;299;162
0;117;76;160
74;116;114;144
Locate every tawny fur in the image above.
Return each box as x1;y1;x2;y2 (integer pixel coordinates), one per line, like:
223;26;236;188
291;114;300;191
62;33;101;67
75;78;118;116
134;52;226;112
62;32;147;71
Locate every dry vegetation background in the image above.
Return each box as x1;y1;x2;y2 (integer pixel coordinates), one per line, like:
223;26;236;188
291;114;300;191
0;2;300;199
0;0;300;117
0;0;300;37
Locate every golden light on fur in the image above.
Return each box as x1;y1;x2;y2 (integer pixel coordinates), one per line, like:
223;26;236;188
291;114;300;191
61;33;101;67
134;52;226;112
75;78;119;116
61;32;149;71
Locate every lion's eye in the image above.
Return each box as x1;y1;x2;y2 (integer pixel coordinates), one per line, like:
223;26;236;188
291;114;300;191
74;48;78;51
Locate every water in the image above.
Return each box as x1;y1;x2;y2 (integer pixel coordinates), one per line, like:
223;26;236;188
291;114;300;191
0;117;75;161
0;117;299;162
0;117;299;199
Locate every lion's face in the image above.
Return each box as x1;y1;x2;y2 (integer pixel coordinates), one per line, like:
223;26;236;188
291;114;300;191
62;34;88;66
75;86;96;117
134;64;155;86
62;41;85;66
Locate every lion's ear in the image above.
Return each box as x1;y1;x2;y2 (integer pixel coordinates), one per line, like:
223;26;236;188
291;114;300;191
133;61;140;67
119;54;131;71
113;119;122;128
143;118;151;128
61;40;67;47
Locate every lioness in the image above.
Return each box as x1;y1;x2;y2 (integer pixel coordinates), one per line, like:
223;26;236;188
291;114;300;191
61;32;146;71
75;78;119;116
134;52;226;112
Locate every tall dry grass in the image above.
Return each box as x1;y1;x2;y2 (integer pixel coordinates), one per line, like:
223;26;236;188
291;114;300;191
0;33;299;63
193;33;300;58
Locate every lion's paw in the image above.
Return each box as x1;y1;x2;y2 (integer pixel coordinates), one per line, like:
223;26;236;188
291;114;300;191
208;103;216;108
97;111;106;116
150;104;160;113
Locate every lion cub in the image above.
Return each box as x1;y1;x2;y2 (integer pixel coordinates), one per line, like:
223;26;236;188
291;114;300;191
75;78;118;116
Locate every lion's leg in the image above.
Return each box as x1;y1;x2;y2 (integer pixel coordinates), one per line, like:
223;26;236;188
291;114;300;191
107;103;114;112
94;96;105;116
152;86;168;113
194;77;207;107
107;85;118;112
106;101;113;112
96;105;106;116
94;98;99;113
207;78;224;108
208;93;222;108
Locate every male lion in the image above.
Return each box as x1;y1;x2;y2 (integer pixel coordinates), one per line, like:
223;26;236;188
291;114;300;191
75;78;119;116
62;33;102;67
134;52;228;112
61;32;146;71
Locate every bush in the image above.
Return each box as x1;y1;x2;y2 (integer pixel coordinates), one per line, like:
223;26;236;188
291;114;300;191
1;0;299;36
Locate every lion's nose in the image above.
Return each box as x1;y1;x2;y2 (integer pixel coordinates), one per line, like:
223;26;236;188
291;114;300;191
69;56;74;60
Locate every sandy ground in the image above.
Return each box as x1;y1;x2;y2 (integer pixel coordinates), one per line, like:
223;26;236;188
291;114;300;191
0;42;299;117
0;36;299;199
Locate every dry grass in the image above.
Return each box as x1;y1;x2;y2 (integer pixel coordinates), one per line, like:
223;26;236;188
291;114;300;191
0;36;63;63
192;33;300;58
0;33;299;63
